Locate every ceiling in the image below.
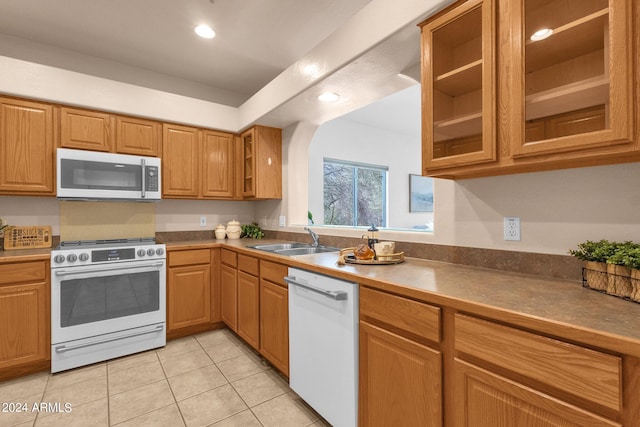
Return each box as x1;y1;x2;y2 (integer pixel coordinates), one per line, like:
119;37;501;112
0;0;448;131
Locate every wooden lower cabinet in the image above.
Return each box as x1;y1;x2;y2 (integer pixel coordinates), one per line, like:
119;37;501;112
220;249;238;330
0;260;50;381
359;286;442;426
220;265;237;330
453;359;619;427
259;260;289;376
453;313;627;426
166;249;211;338
236;270;259;350
359;321;442;427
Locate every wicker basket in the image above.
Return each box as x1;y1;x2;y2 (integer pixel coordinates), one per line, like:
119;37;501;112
606;264;633;298
631;269;640;302
583;261;608;291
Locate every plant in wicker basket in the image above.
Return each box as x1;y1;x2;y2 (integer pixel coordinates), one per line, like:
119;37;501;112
611;246;640;302
569;240;617;291
605;242;640;298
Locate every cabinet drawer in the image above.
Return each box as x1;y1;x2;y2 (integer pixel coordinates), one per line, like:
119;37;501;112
0;261;47;285
455;314;622;412
238;254;259;276
260;260;288;286
360;286;440;343
168;249;210;267
220;249;237;267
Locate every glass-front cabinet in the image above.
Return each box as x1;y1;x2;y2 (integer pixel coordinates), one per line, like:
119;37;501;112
510;0;633;157
420;0;495;170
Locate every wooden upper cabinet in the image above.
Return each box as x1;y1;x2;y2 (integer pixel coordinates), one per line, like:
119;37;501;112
116;116;161;157
0;97;55;195
202;130;235;198
60;107;113;152
241;125;282;199
162;123;200;197
420;0;496;170
420;0;638;179
506;0;634;158
60;107;161;156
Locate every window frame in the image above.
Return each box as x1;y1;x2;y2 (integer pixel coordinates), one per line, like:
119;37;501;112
323;157;388;227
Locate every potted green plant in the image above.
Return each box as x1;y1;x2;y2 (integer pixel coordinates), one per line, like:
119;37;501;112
605;241;638;298
569;240;617;291
608;246;640;302
241;222;264;239
0;218;10;237
625;248;640;302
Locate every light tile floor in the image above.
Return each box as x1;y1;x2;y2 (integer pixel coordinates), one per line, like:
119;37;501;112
0;329;331;427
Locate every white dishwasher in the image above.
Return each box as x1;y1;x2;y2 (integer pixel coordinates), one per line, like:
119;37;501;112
285;267;358;427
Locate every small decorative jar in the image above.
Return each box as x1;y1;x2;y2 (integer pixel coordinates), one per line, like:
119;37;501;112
214;224;226;240
226;219;242;240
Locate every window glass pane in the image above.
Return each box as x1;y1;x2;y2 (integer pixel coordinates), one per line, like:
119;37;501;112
356;168;385;227
323;159;387;227
323;162;354;225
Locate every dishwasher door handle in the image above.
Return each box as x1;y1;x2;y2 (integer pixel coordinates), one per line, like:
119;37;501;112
284;276;348;301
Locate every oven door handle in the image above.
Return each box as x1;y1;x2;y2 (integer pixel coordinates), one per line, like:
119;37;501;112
54;324;165;353
55;262;164;276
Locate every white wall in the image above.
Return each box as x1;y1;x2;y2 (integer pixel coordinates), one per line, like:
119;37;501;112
308;117;433;229
273;119;640;256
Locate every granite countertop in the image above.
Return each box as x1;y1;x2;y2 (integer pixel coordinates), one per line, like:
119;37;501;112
4;238;640;357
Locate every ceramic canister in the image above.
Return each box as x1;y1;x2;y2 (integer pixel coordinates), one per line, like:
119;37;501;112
214;224;226;239
226;219;242;239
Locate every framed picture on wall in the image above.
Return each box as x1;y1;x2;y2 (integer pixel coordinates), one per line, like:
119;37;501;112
409;174;434;212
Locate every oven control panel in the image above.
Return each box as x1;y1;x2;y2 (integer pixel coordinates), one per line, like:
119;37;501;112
51;244;166;267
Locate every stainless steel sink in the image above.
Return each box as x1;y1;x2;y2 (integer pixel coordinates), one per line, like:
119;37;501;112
274;246;340;256
247;242;340;256
247;242;310;252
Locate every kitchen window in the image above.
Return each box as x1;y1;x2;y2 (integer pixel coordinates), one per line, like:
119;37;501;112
323;158;388;227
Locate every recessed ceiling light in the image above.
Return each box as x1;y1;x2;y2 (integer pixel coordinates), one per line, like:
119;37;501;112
318;92;339;102
195;24;215;39
530;28;553;42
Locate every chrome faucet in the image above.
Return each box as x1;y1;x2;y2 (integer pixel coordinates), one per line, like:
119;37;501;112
304;227;320;247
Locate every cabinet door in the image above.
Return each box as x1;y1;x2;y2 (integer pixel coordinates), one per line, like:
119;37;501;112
0;98;55;194
116;116;160;156
421;0;496;170
237;271;260;350
0;283;49;371
359;321;442;427
220;264;237;330
453;359;619;427
254;125;282;199
260;279;288;376
0;260;49;374
241;126;282;199
60;107;113;152
167;264;211;332
506;0;633;157
240;128;256;197
201;130;235;198
162;123;200;197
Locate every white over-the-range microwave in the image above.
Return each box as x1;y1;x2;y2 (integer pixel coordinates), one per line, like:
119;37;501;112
56;148;161;201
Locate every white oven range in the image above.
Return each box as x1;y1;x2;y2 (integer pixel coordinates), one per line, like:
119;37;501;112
50;238;166;373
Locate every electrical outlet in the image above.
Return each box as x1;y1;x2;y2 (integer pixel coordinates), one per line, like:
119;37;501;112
504;217;520;241
200;216;206;227
279;215;286;227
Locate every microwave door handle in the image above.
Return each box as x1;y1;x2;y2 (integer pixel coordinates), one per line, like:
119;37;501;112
141;158;146;199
